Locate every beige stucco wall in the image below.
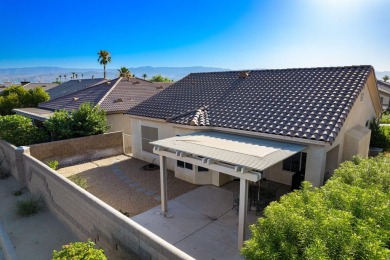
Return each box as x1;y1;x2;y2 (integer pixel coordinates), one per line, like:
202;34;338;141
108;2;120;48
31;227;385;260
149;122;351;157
107;114;132;153
107;114;132;135
327;83;377;163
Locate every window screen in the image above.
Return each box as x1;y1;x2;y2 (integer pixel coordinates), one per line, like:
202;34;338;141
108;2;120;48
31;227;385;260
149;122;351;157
283;152;307;173
141;126;158;153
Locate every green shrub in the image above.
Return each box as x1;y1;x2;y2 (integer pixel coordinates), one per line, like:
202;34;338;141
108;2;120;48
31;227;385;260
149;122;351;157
69;175;87;189
15;198;41;217
51;240;106;260
0;85;49;115
370;118;390;150
241;155;390;259
381;113;390;124
0;115;49;146
44;102;109;141
46;160;59;170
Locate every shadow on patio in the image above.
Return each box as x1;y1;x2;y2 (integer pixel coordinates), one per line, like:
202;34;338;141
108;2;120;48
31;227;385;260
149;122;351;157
132;185;263;260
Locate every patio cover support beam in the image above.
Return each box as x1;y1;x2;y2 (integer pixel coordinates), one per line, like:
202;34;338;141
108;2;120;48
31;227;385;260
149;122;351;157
153;148;261;182
238;178;248;249
160;155;168;214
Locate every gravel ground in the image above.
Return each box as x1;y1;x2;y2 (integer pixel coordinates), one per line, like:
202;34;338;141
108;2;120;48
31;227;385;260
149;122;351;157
58;155;198;217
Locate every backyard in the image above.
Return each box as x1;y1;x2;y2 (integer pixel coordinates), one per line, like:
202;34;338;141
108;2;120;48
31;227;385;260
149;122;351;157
57;155;198;217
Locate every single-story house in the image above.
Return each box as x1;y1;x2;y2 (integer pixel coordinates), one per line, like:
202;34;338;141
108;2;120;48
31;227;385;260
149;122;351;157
127;65;381;248
13;77;172;151
377;80;390;111
46;78;107;100
0;81;59;93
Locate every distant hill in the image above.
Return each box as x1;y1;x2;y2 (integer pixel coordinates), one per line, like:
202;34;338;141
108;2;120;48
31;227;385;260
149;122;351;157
375;71;390;81
0;66;229;84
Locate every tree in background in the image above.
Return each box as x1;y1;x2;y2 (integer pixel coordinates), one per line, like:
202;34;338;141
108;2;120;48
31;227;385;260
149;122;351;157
0;86;49;115
43;110;73;141
149;74;172;82
71;102;109;138
383;75;389;82
142;73;147;80
0;115;48;146
97;50;112;79
44;102;109;141
58;75;62;82
71;72;76;79
64;74;67;81
241;155;390;259
118;67;131;78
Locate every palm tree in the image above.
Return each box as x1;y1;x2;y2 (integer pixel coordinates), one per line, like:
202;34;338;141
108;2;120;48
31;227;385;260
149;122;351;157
75;73;78;79
71;72;76;79
97;50;112;79
64;74;67;81
81;73;84;79
59;75;62;82
383;75;389;82
118;67;131;78
142;73;147;80
92;75;94;79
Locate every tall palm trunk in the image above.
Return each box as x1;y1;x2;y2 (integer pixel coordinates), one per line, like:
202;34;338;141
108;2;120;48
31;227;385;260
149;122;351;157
104;64;106;79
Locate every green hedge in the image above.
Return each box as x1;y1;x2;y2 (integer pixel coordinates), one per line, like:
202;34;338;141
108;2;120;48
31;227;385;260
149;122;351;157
381;112;390;124
241;155;390;259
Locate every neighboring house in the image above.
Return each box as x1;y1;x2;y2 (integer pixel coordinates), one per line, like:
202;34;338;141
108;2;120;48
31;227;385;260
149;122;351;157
0;82;15;91
46;78;106;100
0;81;59;93
128;66;382;189
377;80;390;111
13;77;170;151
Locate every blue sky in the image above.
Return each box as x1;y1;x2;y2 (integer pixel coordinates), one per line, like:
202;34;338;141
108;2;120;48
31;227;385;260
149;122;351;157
0;0;389;71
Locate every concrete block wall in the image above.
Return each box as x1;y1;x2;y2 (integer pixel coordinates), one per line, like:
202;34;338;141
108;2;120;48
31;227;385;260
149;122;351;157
0;140;26;182
23;154;192;259
0;136;192;259
28;132;124;166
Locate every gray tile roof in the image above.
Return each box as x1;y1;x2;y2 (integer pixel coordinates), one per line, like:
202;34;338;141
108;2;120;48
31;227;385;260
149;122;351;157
377;80;390;95
46;78;106;100
128;66;374;144
39;77;164;114
23;83;59;91
100;78;165;113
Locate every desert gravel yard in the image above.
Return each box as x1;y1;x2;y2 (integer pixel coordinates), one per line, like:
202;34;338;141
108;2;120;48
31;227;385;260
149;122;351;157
57;155;198;217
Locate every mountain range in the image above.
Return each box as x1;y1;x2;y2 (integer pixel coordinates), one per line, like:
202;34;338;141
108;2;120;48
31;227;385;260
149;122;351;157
0;66;388;84
0;66;229;83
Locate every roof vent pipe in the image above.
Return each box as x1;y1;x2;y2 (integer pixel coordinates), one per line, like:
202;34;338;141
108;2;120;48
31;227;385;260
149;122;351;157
239;71;250;78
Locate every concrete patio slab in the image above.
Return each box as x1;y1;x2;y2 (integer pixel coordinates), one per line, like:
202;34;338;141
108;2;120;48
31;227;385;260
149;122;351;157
132;200;213;244
174;186;234;219
175;224;242;260
132;184;260;259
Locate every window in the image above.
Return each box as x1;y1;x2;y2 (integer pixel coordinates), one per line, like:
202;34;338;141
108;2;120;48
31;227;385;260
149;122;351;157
283;152;307;173
177;160;193;170
141;126;158;153
198;166;209;172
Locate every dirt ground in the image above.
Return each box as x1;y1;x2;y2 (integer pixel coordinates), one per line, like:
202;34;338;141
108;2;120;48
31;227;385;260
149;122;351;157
57;155;198;217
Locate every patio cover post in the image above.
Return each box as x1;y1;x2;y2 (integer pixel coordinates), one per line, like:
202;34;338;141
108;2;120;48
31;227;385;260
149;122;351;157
238;177;248;249
160;155;168;213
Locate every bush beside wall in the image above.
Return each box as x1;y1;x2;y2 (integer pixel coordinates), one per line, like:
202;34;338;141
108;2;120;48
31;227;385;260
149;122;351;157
242;155;390;259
